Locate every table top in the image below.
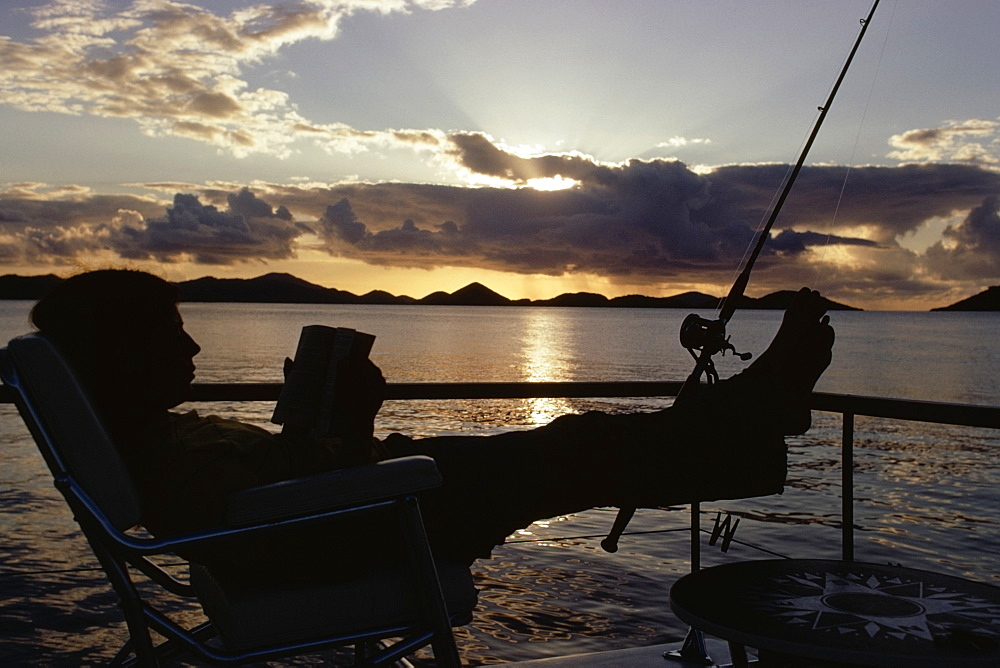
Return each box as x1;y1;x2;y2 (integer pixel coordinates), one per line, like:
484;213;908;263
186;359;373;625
669;559;1000;667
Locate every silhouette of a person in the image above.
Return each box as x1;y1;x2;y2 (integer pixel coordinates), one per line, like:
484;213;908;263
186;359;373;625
30;270;833;574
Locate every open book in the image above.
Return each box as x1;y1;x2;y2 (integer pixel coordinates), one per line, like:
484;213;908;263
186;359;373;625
271;325;376;438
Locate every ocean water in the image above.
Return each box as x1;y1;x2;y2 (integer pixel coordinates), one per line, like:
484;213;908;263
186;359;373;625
0;301;997;665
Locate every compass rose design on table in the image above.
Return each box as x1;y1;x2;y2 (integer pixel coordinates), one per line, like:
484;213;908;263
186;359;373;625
744;566;1000;644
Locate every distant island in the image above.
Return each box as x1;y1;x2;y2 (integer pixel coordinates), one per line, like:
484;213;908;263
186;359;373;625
0;271;996;311
930;286;1000;311
0;272;858;310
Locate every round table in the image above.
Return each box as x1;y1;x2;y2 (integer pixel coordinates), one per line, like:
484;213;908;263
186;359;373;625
669;559;1000;667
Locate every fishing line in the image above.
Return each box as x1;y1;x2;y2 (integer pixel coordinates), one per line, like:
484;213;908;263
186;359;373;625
604;0;883;555
812;0;900;291
721;137;810;310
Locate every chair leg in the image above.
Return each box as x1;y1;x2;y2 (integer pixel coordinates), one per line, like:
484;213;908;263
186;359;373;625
355;640;422;668
399;497;463;667
354;640;370;665
120;612;159;667
430;635;462;668
110;639;136;667
728;640;750;667
91;544;160;667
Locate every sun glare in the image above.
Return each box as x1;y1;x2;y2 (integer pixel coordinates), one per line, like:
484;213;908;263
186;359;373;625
526;176;578;191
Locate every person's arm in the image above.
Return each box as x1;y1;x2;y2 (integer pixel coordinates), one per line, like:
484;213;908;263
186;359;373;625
139;413;335;536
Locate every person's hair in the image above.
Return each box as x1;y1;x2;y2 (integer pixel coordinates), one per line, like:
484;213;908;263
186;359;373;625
31;270;181;416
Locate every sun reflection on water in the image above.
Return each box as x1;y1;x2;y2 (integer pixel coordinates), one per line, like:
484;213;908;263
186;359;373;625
518;310;576;427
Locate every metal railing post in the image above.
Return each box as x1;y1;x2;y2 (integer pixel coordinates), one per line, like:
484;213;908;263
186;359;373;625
842;412;855;562
691;501;700;572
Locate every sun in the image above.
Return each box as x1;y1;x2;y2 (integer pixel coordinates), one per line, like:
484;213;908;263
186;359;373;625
525;176;578;191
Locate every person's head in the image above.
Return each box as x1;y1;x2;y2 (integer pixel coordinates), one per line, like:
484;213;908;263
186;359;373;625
31;270;200;418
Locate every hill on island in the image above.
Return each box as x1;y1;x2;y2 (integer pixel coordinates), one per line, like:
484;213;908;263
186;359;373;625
0;272;863;310
931;286;1000;311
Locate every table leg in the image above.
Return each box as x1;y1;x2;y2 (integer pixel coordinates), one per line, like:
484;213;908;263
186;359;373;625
663;627;713;665
727;640;750;667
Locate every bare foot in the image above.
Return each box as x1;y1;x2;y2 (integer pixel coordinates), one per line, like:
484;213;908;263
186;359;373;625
744;287;834;392
734;287;834;434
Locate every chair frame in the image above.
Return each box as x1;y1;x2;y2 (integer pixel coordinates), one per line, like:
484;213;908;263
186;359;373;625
1;334;470;666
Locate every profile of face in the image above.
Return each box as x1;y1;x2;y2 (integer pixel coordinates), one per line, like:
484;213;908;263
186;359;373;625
133;305;202;410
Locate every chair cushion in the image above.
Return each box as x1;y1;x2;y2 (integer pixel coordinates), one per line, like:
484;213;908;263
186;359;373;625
190;560;478;650
5;335;141;530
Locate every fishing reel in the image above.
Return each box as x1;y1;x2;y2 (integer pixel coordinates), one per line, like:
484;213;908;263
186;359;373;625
600;314;756;554
678;314;752;387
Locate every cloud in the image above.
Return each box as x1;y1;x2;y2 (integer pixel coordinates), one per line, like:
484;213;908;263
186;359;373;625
924;195;1000;281
689;161;1000;244
657;136;712;149
3;140;999;305
0;185;304;265
444;132;616;185
887;119;1000;166
0;0;478;157
120;191;302;264
271;142;1000;296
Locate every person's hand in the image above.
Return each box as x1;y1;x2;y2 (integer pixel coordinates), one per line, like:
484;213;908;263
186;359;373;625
281;355;385;440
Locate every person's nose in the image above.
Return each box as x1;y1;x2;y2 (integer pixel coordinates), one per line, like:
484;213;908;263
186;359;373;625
183;331;201;357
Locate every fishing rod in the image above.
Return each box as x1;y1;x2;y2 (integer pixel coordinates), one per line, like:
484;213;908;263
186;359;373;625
602;0;881;553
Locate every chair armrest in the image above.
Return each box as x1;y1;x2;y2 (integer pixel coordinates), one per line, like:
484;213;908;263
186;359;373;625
226;455;442;527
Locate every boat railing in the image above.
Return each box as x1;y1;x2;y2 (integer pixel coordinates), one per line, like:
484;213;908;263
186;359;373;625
3;382;997;562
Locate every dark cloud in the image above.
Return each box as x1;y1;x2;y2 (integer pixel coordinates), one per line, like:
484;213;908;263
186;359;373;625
321;198;368;245
119;192;303;264
317;197;468;267
924;196;1000;280
0;193;162;229
0;188;304;265
2;147;999;305
0;207;29;223
447;132;612;184
310;157;730;279
298;151;999;296
687;162;1000;243
769;229;878;254
947;195;1000;254
228;187;284;219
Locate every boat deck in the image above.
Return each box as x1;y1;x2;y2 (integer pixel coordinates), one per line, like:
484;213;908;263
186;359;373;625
507;637;749;667
1;383;996;665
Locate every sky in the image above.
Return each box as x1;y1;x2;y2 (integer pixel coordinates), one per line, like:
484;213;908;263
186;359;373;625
1;0;998;311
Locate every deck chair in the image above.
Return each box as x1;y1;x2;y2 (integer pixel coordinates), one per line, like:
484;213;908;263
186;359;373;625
0;333;477;666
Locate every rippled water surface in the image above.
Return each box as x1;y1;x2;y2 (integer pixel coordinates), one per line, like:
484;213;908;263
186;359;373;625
1;302;996;664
